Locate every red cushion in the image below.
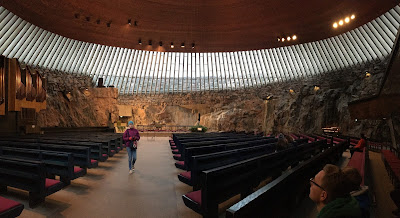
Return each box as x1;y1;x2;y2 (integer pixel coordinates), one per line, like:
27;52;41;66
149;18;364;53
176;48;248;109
102;154;108;157
172;149;178;152
45;178;61;188
74;167;84;173
174;154;181;158
171;146;177;149
111;150;116;153
0;196;21;213
180;171;191;180
91;159;98;164
176;161;184;166
185;190;202;205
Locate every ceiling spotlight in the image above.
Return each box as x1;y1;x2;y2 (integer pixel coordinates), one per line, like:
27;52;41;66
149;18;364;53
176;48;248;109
107;22;111;27
333;22;338;28
365;72;371;77
148;40;152;45
345;17;350;23
138;39;142;45
287;36;291;41
281;38;285;42
191;43;195;49
351;14;355;19
170;42;174;48
292;35;297;40
339;20;344;26
181;43;185;48
159;41;163;46
128;19;132;25
277;37;281;42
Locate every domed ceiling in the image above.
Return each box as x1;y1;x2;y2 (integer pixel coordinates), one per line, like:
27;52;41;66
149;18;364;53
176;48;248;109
1;0;399;52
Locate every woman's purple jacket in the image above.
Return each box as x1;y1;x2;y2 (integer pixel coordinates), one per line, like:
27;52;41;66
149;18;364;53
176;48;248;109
123;128;140;145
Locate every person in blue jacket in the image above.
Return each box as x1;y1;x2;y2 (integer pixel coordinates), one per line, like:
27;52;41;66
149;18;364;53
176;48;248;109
123;121;140;174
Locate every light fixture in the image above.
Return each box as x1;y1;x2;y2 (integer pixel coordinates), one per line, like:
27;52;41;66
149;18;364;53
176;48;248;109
314;86;320;91
292;35;297;40
282;38;285;42
138;39;142;45
148;40;152;45
333;22;338;28
159;41;163;46
345;17;350;23
170;42;174;48
355;118;358;122
128;19;132;25
289;89;294;93
191;43;195;49
365;72;371;77
181;43;185;48
287;36;291;41
339;20;344;25
277;37;281;42
351;14;355;19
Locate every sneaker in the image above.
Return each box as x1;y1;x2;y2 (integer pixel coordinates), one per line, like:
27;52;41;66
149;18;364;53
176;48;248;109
132;167;135;172
129;170;133;174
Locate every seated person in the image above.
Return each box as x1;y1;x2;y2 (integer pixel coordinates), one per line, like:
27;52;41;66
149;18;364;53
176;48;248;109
309;164;362;218
343;167;370;218
350;133;367;157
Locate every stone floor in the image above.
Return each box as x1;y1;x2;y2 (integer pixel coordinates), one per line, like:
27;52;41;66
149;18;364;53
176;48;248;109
2;137;201;218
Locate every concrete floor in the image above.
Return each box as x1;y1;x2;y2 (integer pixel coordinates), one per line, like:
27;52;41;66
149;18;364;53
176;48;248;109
2;137;201;218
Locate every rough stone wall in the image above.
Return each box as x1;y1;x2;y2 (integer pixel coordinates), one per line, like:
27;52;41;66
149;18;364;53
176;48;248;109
36;58;398;141
37;70;119;127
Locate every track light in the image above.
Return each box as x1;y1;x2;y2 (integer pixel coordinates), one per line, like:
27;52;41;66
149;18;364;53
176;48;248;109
181;43;185;48
339;20;344;25
333;22;338;28
292;35;297;40
138;39;142;45
277;37;281;42
170;42;174;48
351;14;355;19
128;19;132;25
191;43;195;49
148;40;152;45
287;36;291;41
282;38;285;42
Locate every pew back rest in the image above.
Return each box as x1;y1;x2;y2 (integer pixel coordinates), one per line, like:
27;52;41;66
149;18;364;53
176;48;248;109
0;157;45;193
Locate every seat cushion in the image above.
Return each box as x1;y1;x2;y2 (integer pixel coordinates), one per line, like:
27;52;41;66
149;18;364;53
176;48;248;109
91;159;98;164
45;178;61;189
176;161;184;166
74;167;84;173
0;196;21;213
180;171;191;180
102;154;108;157
174;154;182;158
185;190;202;205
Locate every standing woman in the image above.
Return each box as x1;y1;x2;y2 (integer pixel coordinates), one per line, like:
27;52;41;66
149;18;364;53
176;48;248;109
123;121;140;174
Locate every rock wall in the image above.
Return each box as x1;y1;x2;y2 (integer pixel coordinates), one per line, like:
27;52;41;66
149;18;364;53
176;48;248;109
37;70;119;127
37;58;399;141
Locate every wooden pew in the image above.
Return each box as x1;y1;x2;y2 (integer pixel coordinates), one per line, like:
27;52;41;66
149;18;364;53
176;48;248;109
0;141;94;168
182;140;327;217
0;157;64;208
176;138;278;171
0;196;24;218
0;147;86;185
225;141;344;218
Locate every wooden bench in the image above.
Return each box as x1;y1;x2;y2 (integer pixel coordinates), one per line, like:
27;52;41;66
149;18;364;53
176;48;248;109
0;141;95;168
225;141;344;218
0;147;86;185
0;196;24;218
0;157;64;208
347;147;367;185
175;138;278;171
182;140;327;217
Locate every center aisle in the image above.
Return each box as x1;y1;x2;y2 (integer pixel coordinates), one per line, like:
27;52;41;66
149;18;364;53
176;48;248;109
14;137;201;218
